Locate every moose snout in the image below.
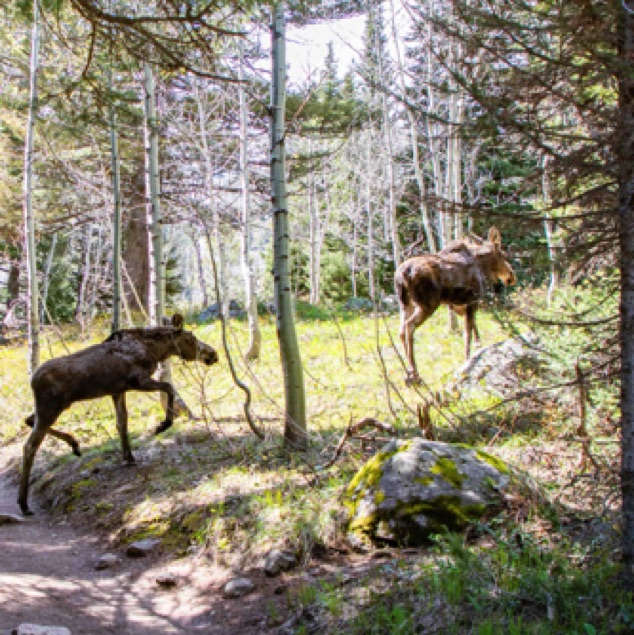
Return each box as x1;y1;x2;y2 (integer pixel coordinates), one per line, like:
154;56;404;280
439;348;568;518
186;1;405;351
201;348;219;365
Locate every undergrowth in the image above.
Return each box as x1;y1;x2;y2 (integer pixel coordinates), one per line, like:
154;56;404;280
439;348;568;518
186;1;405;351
0;290;624;634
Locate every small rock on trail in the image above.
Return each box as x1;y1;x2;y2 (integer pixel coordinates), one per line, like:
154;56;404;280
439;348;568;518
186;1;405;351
12;625;72;635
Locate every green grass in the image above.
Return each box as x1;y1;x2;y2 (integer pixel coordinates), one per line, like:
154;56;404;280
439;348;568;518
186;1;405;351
0;301;625;633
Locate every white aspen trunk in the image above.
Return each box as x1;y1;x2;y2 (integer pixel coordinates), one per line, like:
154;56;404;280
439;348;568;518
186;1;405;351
271;2;307;450
238;43;261;359
109;67;123;332
23;0;40;375
351;208;358;297
391;0;436;253
143;63;164;326
542;156;558;305
193;78;228;318
144;63;180;417
88;225;105;318
39;233;57;325
366;143;376;301
191;229;209;307
316;158;332;300
76;224;93;323
378;63;399;265
308;139;320;304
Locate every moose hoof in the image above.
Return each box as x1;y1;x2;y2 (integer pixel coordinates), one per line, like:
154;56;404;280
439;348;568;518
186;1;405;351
72;443;82;457
19;502;33;516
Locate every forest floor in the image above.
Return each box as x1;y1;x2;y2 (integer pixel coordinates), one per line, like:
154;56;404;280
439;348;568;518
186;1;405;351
0;441;409;635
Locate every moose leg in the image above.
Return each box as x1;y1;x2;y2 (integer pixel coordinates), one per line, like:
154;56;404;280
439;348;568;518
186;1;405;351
112;394;135;464
18;417;51;515
133;378;176;435
399;306;416;380
25;414;81;456
464;305;478;359
401;306;429;384
472;305;481;347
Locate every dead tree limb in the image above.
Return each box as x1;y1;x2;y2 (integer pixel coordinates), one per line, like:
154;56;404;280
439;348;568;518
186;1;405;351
317;417;397;470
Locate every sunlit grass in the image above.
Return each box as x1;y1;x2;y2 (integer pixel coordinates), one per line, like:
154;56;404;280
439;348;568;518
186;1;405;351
0;308;512;449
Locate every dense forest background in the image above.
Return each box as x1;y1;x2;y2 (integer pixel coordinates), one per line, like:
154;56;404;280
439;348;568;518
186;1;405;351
1;0;633;633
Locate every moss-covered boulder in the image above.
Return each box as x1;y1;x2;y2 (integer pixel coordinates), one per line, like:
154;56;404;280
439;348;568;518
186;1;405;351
343;439;511;547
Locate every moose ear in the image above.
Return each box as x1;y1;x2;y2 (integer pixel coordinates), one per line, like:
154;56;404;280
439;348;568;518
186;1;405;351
488;227;502;248
171;313;184;330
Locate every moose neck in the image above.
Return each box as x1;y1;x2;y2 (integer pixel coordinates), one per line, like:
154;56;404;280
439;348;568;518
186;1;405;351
139;328;181;364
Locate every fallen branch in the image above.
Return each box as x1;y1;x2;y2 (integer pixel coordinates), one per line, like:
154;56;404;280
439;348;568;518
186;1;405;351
317;417;397;470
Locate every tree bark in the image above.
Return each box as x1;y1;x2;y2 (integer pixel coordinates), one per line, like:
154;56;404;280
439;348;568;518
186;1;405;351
39;233;57;325
238;44;261;359
109;67;123;332
22;0;40;375
143;63;165;325
5;260;19;310
194;77;228;318
619;1;634;589
271;2;307;450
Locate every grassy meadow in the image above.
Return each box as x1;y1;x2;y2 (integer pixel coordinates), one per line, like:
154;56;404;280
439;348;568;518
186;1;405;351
0;295;629;633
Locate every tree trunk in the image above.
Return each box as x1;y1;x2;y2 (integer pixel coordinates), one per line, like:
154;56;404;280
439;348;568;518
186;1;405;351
122;160;149;314
542;156;558;306
271;2;307;450
76;224;93;324
39;233;57;325
143;63;165;325
109;67;123;332
390;0;436;253
5;260;19;310
190;228;209;307
618;2;634;589
238;44;261;360
194;78;228;318
22;0;40;375
308;139;320;305
366;141;376;301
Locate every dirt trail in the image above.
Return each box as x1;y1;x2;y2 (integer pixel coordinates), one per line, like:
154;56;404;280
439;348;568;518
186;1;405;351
0;448;282;635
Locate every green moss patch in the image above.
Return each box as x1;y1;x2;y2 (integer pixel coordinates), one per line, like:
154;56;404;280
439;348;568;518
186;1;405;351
431;458;465;489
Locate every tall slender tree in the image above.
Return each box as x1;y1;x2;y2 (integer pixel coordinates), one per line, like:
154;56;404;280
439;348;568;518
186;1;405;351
22;0;41;375
271;2;307;450
109;65;123;332
238;42;261;360
618;0;634;588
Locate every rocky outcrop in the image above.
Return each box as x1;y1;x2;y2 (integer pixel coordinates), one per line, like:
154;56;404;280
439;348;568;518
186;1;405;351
448;334;542;399
343;439;511;547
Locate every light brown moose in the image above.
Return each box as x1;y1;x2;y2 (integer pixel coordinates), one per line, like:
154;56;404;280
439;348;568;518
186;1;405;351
395;228;516;384
18;314;218;515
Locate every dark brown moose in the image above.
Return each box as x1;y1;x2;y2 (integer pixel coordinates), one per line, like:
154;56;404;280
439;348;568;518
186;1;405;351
395;228;516;384
18;314;218;515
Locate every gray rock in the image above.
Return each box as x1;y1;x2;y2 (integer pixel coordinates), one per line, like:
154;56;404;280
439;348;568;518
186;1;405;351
344;438;511;547
449;334;542;399
0;513;26;525
94;553;119;570
156;572;178;588
126;538;161;557
222;577;255;598
264;549;296;577
12;626;71;635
